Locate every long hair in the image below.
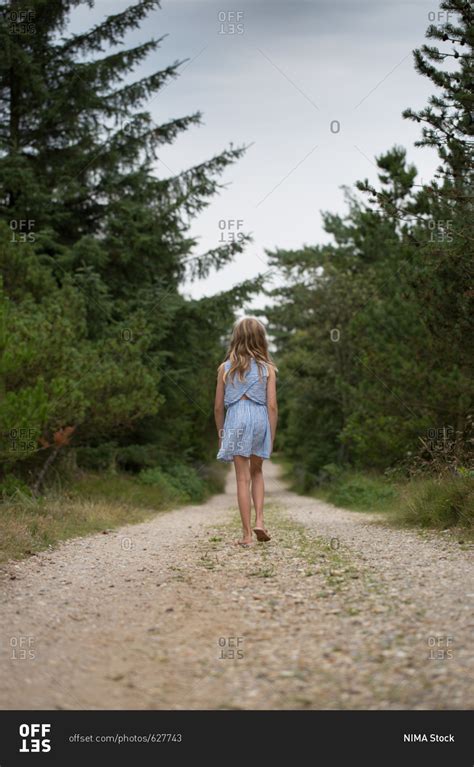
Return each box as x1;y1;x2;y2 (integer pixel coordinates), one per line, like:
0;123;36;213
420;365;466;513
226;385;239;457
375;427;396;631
222;316;276;382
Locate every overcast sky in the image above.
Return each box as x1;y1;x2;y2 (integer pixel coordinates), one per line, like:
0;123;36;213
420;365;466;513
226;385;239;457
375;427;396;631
70;0;440;301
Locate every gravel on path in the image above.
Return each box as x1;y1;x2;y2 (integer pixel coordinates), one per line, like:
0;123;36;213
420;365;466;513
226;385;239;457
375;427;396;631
0;462;472;709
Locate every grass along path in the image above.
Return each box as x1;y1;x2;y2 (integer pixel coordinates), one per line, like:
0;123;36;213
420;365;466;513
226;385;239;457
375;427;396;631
0;466;225;564
0;462;472;709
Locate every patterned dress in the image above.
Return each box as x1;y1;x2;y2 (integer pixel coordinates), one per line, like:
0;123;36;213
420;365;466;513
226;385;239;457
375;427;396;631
216;358;272;462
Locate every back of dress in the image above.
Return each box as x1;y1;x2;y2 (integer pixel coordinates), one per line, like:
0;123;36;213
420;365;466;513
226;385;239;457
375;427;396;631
223;359;268;407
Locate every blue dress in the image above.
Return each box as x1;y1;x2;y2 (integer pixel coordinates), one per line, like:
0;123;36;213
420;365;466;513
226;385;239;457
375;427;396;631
217;358;272;462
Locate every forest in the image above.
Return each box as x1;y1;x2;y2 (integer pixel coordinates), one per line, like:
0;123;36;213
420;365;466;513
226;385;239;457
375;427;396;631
0;0;472;556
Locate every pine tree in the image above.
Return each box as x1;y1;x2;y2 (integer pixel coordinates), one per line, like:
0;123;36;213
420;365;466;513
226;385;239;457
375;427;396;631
0;0;257;485
403;0;473;197
0;0;249;276
355;0;473;465
402;0;473;445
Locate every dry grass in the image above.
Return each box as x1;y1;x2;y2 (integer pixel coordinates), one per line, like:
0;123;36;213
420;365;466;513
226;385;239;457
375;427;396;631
0;464;229;565
0;492;162;564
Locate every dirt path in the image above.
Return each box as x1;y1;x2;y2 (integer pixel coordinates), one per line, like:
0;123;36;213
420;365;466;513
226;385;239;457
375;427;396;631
0;462;472;710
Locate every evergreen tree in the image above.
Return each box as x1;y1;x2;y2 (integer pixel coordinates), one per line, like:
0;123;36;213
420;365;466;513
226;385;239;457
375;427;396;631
266;0;473;482
0;0;256;485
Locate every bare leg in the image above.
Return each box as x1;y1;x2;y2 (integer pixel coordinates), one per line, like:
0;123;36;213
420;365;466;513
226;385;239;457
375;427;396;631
250;455;265;529
233;456;252;544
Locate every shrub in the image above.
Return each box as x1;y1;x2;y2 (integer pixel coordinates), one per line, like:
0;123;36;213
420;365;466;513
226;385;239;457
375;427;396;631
165;464;207;502
116;444;164;473
323;472;398;512
76;443;118;472
394;476;474;531
0;474;32;499
137;467;185;503
138;463;206;503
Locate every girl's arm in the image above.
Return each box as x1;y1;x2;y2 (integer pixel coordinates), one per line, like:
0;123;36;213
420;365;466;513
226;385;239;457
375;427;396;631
266;366;278;449
214;364;225;446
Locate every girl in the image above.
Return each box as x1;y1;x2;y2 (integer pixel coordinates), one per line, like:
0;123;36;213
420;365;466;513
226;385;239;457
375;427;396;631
214;316;278;547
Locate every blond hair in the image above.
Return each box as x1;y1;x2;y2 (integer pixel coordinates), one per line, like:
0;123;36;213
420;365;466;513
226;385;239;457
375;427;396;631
222;316;276;382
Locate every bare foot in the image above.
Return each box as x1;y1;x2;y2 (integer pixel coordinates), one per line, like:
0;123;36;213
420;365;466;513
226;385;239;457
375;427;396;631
234;537;253;547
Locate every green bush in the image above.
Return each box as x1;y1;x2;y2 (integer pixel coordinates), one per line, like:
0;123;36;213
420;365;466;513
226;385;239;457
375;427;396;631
196;462;228;495
394;476;474;531
165;464;207;502
76;443;118;472
137;467;185;502
116;444;164;473
299;463;474;532
322;472;399;512
0;474;32;499
286;459;399;512
139;463;206;503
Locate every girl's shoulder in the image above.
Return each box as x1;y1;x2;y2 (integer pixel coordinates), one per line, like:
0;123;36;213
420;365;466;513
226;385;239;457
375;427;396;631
217;362;228;381
252;358;270;376
218;360;231;379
